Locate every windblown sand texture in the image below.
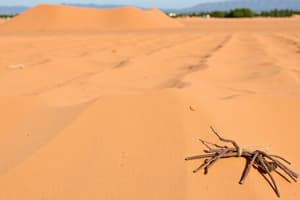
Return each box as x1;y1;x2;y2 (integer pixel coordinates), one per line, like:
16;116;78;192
0;4;300;200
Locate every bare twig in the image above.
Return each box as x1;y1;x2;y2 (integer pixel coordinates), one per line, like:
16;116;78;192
185;127;298;198
239;151;259;184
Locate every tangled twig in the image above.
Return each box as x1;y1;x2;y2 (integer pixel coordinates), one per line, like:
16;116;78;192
185;126;298;198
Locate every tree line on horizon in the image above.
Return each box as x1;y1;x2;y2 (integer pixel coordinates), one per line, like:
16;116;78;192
0;14;17;19
171;8;300;18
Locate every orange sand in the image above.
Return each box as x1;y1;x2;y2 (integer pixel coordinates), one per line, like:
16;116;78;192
0;4;299;200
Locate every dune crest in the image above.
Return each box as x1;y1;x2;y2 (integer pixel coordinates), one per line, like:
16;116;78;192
0;4;182;31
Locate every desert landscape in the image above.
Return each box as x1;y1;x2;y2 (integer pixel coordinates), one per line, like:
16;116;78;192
0;4;300;200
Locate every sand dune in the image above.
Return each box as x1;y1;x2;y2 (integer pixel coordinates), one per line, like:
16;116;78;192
0;4;182;31
0;8;300;200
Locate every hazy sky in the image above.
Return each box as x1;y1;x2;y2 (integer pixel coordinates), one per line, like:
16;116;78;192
0;0;228;8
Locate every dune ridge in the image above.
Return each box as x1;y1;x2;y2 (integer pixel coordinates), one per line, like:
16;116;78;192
0;4;182;31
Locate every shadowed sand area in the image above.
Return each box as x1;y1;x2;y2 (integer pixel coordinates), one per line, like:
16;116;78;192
0;4;300;200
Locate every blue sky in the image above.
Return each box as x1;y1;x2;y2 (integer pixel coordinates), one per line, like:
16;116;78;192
0;0;228;8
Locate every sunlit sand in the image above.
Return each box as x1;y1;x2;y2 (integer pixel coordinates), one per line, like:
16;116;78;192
0;4;299;200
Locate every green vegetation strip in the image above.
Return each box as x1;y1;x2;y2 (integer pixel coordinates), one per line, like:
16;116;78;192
170;8;300;18
0;14;17;19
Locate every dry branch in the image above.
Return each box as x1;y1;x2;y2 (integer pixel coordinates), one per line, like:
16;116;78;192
185;126;298;198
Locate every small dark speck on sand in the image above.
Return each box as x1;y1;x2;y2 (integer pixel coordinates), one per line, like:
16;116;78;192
189;106;196;111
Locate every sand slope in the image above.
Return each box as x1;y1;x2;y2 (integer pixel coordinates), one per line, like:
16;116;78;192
0;96;88;176
0;4;182;31
0;92;188;199
0;13;300;200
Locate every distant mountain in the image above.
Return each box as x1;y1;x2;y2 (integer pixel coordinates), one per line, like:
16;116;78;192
176;0;300;13
0;6;28;15
61;3;128;9
61;3;147;10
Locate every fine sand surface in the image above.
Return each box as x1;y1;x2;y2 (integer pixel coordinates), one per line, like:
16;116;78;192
0;4;300;200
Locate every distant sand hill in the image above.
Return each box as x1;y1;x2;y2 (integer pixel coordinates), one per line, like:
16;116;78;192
0;4;183;31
